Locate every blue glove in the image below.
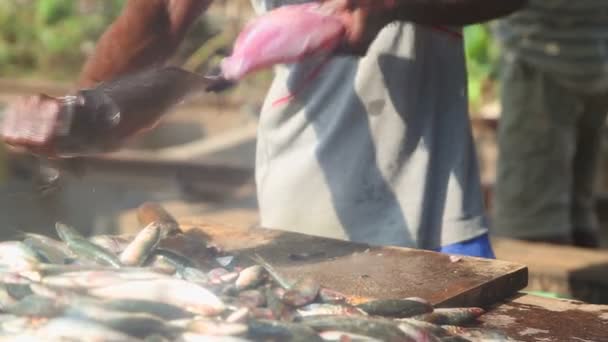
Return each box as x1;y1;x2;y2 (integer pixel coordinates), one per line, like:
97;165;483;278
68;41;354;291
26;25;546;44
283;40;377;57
437;234;496;259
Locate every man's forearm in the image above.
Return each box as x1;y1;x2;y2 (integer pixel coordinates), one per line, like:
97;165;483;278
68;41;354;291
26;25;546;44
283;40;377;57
78;0;211;88
362;0;527;26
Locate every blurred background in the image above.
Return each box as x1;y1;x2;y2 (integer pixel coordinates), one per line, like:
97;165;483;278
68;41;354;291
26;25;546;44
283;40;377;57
0;0;606;302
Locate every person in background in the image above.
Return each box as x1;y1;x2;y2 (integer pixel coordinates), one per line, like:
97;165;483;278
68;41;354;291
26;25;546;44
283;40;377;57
0;0;525;258
492;1;608;248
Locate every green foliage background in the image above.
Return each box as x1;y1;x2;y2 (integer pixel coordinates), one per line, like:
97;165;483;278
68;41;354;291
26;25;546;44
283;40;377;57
0;0;125;80
464;24;502;113
0;1;502;108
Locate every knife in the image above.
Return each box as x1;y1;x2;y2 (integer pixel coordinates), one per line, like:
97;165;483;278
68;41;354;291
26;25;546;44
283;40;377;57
0;66;237;158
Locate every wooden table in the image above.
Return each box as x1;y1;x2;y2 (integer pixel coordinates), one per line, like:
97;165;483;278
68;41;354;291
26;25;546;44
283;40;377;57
163;219;608;341
480;294;608;342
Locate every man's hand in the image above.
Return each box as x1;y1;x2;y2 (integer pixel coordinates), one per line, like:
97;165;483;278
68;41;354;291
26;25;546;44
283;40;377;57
1;94;66;157
320;0;394;56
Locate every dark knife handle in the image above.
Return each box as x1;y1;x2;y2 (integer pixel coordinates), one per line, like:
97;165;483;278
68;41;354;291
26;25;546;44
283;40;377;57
54;66;237;156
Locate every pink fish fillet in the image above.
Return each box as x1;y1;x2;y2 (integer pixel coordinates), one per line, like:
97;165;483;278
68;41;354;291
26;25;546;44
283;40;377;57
220;3;346;80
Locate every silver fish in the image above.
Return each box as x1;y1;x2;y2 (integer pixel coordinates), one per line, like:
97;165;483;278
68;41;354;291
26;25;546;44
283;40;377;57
55;223;122;268
281;276;321;307
0;241;42;271
235;265;266;291
225;308;250;323
64;304;177;339
22;233;76;264
296;303;367;318
120;222;162;266
319;330;383;341
247;319;324;342
4;294;66;318
90;235;132;255
89;278;225;316
184;319;248;336
32;317;141;342
100;299;195;320
42;269;171;289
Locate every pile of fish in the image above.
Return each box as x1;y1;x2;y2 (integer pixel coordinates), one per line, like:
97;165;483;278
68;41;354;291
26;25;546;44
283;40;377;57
0;203;512;341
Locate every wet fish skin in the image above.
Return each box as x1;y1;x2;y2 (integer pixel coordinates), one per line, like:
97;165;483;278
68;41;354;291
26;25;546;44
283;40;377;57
88;278;226;317
220;272;239;284
249;254;292;289
41;269;171;289
356;298;433;318
301;315;416;342
99;299;196;320
208;268;231;285
145;254;179;276
281;276;320;307
55;223;122;268
0;285;18;310
319;330;384;342
411;308;485;326
225;307;250;323
247;319;324;342
441;325;466;335
4;294;66;317
145;334;172;342
235;265;266;291
440;337;472;342
295;303;367;319
4;283;33;300
266;286;296;322
397;320;442;342
238;289;266;309
64;304;178;339
0;315;38;335
90;235;132;255
185;319;248;336
120;222;162;266
148;248;198;271
0;241;43;271
180;267;210;285
250;307;275;320
397;318;452;338
22;233;75;264
36;264;173;276
34;317;142;342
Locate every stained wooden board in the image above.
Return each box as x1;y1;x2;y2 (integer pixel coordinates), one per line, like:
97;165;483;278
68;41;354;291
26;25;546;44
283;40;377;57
170;219;528;308
479;294;608;342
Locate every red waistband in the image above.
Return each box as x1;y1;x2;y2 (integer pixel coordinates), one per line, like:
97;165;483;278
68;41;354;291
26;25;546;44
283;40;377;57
431;26;463;39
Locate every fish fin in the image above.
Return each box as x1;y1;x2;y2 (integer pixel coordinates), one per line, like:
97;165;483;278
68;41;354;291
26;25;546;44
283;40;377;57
249;253;292;289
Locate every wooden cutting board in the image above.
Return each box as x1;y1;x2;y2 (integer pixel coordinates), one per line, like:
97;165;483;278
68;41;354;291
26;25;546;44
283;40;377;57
169;220;528;308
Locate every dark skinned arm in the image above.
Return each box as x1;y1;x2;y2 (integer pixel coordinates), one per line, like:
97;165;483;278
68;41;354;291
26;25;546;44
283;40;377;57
1;0;212;157
79;0;211;87
380;0;527;25
321;0;528;53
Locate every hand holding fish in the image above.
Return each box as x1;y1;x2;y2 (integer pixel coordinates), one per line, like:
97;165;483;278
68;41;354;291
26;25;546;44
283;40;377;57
318;0;396;56
1;94;66;157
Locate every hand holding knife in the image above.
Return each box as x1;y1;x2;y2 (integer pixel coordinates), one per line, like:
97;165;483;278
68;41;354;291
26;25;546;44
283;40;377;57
0;67;235;159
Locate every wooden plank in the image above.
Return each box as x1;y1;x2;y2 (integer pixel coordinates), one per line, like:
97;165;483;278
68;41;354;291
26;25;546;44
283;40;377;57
171;220;528;308
480;294;608;342
492;237;608;304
